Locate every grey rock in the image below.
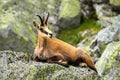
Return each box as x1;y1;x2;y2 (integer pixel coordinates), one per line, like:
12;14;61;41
96;23;120;43
92;0;108;3
58;0;81;28
80;0;120;19
97;15;120;28
94;22;120;44
110;0;120;6
80;0;95;18
90;15;120;57
0;50;97;80
90;21;120;56
94;4;116;19
95;41;120;80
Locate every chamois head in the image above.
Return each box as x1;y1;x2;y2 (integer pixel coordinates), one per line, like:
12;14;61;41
33;13;53;38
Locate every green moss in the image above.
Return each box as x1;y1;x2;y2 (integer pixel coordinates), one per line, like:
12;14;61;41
30;65;36;74
104;77;108;80
58;19;101;46
110;0;120;6
59;0;80;18
103;47;118;74
24;52;30;61
38;65;63;79
105;54;115;70
26;65;36;80
116;46;120;51
0;11;14;29
6;78;13;80
54;74;79;80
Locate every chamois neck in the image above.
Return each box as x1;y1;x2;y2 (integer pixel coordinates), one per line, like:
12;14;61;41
37;30;44;47
37;30;49;48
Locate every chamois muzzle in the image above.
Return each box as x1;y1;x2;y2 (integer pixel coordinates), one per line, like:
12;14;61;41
40;28;53;38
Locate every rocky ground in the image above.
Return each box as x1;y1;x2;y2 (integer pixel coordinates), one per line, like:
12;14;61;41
0;50;98;80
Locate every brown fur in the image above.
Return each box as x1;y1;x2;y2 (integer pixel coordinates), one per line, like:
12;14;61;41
33;13;98;73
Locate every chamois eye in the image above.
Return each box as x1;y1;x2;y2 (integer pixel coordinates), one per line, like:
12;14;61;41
40;28;48;35
40;28;45;33
40;28;43;31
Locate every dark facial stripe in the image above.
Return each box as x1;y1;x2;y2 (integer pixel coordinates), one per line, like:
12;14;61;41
40;28;52;38
40;28;48;34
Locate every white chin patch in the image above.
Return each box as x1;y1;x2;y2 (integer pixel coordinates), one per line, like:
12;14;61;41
47;34;51;38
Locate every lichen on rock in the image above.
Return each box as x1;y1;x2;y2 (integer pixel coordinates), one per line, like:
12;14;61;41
58;0;81;28
110;0;120;6
0;50;97;80
95;41;120;79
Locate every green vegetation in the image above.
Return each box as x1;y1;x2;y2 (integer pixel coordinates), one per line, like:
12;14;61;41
110;0;120;6
58;19;101;46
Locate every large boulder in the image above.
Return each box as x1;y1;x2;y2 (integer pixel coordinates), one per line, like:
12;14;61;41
90;15;120;56
110;0;120;6
79;0;95;18
92;22;120;44
58;0;81;28
80;0;120;19
0;50;97;80
95;41;120;80
94;4;116;19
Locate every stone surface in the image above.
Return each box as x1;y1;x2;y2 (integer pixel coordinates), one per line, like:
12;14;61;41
80;0;120;19
97;15;120;28
110;0;120;6
80;0;95;18
95;41;120;80
58;0;81;28
92;0;108;3
95;22;120;43
90;16;120;56
0;50;97;80
94;4;116;19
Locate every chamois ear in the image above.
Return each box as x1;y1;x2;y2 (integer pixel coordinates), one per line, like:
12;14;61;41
36;15;44;26
45;12;49;25
33;21;39;29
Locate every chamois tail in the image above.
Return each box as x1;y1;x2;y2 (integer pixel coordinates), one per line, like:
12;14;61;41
77;48;98;73
84;54;98;73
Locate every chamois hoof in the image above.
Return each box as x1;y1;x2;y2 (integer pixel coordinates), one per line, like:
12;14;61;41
58;60;69;67
79;63;87;68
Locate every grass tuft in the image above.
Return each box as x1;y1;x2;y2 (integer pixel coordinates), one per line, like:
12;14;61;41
58;19;101;46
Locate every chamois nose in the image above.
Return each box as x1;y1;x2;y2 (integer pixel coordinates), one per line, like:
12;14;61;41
49;33;53;38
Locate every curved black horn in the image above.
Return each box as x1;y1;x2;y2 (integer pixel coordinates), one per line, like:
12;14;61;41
36;15;43;26
45;12;49;25
43;16;45;23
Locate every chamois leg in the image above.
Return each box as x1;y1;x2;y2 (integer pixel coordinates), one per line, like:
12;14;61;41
47;56;68;67
34;56;40;62
34;55;47;62
79;62;87;67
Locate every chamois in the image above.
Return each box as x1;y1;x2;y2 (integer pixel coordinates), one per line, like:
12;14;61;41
33;13;98;73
